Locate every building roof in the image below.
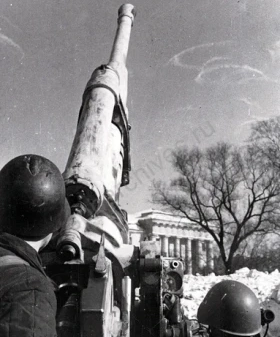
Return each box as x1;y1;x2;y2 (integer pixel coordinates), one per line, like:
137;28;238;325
128;209;194;225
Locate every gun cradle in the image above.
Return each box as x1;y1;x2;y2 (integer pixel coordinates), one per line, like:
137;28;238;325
43;239;192;337
45;260;123;337
81;260;117;337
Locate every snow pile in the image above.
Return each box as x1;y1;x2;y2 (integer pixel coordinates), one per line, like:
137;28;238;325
182;268;280;319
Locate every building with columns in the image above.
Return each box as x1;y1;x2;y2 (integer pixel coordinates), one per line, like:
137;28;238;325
128;209;215;275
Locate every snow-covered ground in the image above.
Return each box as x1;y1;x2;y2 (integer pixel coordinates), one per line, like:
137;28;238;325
182;267;280;319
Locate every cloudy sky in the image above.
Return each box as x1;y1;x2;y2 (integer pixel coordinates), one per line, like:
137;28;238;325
0;0;280;213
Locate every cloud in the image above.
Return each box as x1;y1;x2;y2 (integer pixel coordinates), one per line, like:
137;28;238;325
168;41;232;70
195;63;272;85
168;50;200;70
168;41;276;85
0;32;24;60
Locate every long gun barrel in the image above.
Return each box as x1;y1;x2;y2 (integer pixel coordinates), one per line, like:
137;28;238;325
63;4;135;218
45;7;138;337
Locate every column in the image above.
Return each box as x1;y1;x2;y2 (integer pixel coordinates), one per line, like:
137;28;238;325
180;243;186;274
206;240;214;273
180;243;186;259
169;243;174;257
196;240;204;273
175;238;180;257
161;236;169;257
186;238;192;275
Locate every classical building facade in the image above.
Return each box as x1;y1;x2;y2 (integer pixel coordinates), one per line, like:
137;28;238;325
128;209;215;275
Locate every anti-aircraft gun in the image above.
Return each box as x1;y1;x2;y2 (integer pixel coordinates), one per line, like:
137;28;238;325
41;4;190;337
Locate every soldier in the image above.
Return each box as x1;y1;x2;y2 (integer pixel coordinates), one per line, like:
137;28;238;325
0;154;69;336
197;280;262;337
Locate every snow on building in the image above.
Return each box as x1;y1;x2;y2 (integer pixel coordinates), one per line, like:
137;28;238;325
128;209;214;275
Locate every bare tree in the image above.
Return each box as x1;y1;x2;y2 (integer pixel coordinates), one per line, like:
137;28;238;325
233;234;280;273
152;143;280;274
249;116;280;169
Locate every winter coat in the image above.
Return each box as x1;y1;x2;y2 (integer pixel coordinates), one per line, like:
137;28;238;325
0;233;57;337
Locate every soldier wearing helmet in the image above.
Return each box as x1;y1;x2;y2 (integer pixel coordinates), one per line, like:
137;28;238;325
0;154;69;337
197;280;263;337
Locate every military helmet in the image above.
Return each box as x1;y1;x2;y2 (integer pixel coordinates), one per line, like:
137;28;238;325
0;154;69;239
197;280;262;336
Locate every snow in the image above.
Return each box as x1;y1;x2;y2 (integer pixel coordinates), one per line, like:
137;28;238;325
182;268;280;319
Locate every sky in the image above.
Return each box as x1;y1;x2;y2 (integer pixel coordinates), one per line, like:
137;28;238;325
0;0;280;213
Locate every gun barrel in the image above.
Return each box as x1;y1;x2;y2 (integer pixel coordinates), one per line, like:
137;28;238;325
63;4;135;215
109;4;135;68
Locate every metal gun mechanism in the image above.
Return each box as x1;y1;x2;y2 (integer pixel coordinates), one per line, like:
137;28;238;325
44;234;134;337
134;241;192;337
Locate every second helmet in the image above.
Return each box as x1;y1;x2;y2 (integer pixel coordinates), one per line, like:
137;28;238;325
197;280;262;336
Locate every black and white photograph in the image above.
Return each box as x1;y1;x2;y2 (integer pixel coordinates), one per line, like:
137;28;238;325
0;0;280;336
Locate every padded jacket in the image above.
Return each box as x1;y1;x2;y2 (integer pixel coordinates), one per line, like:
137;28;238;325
0;233;57;337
